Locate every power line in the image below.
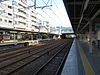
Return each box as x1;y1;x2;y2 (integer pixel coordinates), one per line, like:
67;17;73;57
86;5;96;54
52;0;63;17
42;0;52;6
48;8;62;24
31;0;62;26
41;9;60;25
37;12;47;19
52;0;68;26
36;5;59;25
35;2;61;25
42;0;63;25
37;11;55;25
46;0;50;6
24;0;52;25
34;0;67;26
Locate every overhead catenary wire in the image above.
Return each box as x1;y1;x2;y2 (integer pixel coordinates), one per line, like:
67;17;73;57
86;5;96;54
41;8;61;25
30;0;49;20
37;10;57;25
37;12;47;19
31;0;63;26
48;0;70;27
41;0;63;25
48;8;62;24
36;1;62;26
53;0;69;26
46;0;51;6
42;0;61;20
36;4;60;26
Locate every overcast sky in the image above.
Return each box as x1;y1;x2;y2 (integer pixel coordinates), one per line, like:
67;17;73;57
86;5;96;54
28;0;72;27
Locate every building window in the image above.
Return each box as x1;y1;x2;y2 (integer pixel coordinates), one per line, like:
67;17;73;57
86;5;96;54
15;21;17;24
19;21;26;25
4;20;7;22
32;11;34;13
18;3;25;8
32;20;36;23
18;9;26;14
8;13;12;16
9;20;12;23
8;6;12;9
0;18;2;21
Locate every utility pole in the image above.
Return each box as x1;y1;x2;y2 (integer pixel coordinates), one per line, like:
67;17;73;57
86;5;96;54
12;0;16;41
34;0;36;9
12;0;14;28
89;24;93;53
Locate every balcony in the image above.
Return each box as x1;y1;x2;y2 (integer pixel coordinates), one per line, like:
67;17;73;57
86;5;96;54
17;18;27;23
14;24;27;29
17;12;27;18
0;21;13;28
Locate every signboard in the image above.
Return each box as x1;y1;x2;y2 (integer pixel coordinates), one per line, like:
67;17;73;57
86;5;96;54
95;24;100;30
3;34;10;40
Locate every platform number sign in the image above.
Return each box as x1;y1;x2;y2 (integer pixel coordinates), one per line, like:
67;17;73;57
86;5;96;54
95;25;100;30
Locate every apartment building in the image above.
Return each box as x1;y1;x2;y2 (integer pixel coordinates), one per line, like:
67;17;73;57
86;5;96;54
0;0;37;31
0;0;51;42
0;0;39;41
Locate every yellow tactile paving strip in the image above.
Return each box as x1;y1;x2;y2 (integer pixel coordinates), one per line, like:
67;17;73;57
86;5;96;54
29;42;47;46
77;41;95;75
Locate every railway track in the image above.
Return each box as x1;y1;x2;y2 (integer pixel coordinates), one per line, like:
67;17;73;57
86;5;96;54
0;40;57;57
33;40;72;75
0;40;61;62
0;39;73;75
0;40;62;68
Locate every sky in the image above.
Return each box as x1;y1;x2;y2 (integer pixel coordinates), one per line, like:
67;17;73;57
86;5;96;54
28;0;72;27
7;0;72;28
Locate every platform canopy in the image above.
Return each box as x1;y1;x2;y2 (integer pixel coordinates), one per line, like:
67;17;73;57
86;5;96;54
63;0;100;34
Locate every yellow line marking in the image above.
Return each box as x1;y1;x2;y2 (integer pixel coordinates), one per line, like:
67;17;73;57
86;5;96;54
77;41;95;75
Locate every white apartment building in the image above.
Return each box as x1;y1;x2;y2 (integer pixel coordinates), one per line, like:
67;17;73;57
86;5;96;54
0;0;38;31
0;0;50;42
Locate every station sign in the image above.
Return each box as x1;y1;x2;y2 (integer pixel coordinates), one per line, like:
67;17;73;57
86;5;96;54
95;24;100;30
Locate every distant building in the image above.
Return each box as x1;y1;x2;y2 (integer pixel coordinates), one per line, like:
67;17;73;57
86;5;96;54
49;26;73;34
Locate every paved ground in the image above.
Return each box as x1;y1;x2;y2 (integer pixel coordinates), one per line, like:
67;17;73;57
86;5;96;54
61;39;79;75
61;39;100;75
79;40;100;75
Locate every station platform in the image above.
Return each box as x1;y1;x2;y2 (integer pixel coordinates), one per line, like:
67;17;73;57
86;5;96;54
0;39;53;51
0;39;52;46
0;40;40;45
61;39;100;75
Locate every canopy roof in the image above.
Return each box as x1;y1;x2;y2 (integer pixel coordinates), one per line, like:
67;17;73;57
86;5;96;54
63;0;100;34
